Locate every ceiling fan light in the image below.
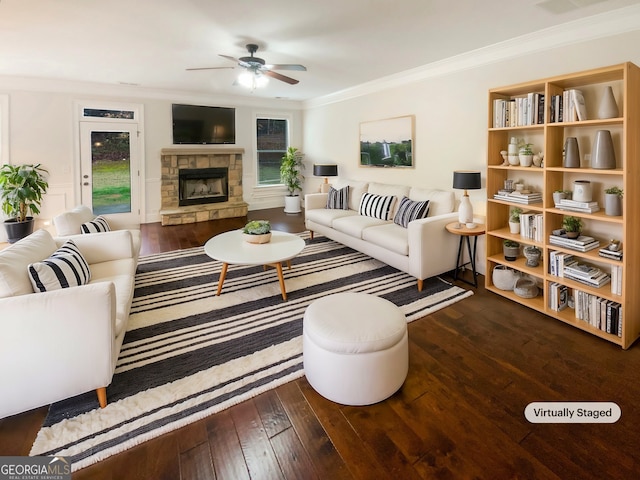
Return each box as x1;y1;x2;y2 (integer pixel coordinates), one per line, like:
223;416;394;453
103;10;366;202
255;73;269;88
237;71;254;88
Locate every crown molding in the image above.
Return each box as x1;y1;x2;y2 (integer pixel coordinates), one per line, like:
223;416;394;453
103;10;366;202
303;4;640;109
0;75;304;110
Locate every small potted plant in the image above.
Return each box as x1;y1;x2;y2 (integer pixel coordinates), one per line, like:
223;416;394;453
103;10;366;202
0;163;49;243
552;189;571;205
604;186;623;216
503;239;520;261
508;207;522;234
280;146;305;214
242;220;272;244
562;216;583;239
518;142;534;167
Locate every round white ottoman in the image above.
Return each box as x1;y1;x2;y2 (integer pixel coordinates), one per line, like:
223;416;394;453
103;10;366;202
303;292;408;406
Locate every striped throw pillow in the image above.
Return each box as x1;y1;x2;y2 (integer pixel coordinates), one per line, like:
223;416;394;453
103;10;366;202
28;240;91;292
358;192;395;220
393;196;430;228
326;186;349;210
81;215;111;234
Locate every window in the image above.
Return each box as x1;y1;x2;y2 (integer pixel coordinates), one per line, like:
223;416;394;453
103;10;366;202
256;117;289;186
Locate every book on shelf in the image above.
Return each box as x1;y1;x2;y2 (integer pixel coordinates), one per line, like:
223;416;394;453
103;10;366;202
574;290;622;336
554;198;600;213
611;264;623;295
519;212;543;241
549;251;574;277
494;191;543;204
549;234;600;252
571;89;587;121
549;282;569;312
598;247;623;260
564;271;611;288
492;93;545;127
549;233;596;245
563;260;602;279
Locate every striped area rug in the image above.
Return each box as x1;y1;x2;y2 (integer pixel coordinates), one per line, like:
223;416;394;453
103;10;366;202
30;233;473;471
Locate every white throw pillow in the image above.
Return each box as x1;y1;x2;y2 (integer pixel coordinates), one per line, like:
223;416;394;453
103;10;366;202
53;205;95;236
28;240;91;292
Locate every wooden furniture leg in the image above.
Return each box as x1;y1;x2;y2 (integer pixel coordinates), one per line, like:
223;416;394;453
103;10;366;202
216;263;229;296
275;262;287;301
417;279;423;292
97;387;107;408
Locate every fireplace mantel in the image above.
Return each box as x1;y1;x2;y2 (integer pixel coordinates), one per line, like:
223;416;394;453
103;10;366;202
160;147;248;226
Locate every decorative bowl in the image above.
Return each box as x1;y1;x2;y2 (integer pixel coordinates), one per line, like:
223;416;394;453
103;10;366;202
243;232;272;244
514;277;539;299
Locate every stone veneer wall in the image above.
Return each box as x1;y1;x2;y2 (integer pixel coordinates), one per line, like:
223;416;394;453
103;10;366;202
160;147;248;226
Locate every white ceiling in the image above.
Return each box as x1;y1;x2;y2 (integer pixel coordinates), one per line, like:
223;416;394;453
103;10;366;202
1;0;639;101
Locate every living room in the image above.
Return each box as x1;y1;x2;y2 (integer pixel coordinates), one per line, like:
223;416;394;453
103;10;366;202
2;1;640;478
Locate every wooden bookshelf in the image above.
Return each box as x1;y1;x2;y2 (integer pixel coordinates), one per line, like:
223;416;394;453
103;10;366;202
485;62;640;349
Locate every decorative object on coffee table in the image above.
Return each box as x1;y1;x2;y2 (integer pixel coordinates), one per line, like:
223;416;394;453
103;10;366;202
242;220;272;243
604;186;623;216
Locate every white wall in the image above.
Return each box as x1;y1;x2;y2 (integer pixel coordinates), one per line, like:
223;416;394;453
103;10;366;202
301;29;640;274
0;78;303;241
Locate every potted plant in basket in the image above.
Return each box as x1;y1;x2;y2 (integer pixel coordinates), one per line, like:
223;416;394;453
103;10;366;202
508;207;522;234
604;186;623;216
280;146;305;214
562;216;583;239
242;220;272;244
503;239;520;261
0;163;49;243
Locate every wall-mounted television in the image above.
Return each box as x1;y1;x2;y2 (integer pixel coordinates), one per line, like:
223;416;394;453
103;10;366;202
172;104;236;145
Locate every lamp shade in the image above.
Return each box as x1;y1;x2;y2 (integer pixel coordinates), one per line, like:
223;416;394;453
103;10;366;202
452;171;481;190
313;164;338;177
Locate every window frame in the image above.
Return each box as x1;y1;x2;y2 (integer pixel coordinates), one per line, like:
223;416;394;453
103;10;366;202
254;113;292;188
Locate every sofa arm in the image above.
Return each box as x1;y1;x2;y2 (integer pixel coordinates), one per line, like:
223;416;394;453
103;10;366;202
0;282;116;418
407;212;460;279
55;230;135;264
102;213;140;231
305;193;328;210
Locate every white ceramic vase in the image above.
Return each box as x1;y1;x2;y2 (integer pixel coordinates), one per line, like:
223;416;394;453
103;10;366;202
598;86;619;119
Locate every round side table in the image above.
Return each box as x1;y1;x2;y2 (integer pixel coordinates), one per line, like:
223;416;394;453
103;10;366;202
445;222;486;287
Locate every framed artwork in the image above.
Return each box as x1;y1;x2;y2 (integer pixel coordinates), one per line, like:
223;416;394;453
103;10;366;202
359;115;414;168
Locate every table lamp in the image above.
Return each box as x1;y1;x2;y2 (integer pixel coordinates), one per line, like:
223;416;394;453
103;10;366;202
313;164;338;193
453;171;481;224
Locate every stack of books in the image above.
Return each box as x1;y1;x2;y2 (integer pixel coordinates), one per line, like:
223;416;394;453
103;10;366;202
598;246;623;261
519;212;543;242
563;260;611;288
554;198;600;214
494;190;543;204
574;290;622;336
549;234;600;252
549;251;574;277
549;282;569;311
611;264;623;296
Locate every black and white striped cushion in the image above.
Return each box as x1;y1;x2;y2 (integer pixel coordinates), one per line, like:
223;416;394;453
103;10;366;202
358;192;395;220
393;196;430;228
28;240;91;292
81;215;111;234
326;185;349;210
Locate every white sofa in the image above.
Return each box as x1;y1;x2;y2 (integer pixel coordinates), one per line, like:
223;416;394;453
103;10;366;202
305;180;459;291
0;228;137;418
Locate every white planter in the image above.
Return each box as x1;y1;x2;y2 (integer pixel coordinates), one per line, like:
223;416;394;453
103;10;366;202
284;195;301;213
604;193;622;216
519;154;533;167
509;221;520;234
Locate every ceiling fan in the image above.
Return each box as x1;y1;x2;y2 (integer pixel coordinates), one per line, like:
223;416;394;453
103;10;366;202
186;43;306;85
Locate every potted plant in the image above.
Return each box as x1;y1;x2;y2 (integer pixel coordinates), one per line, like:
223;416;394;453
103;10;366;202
552;189;571;205
0;163;49;243
242;220;272;244
604;186;623;216
503;239;520;261
280;146;305;214
518;142;534;167
508;207;522;234
562;215;583;239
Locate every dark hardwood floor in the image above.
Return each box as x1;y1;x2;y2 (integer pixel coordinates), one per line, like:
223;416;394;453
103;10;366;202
2;208;639;479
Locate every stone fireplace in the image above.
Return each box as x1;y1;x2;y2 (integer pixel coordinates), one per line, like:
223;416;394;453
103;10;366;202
160;147;248;226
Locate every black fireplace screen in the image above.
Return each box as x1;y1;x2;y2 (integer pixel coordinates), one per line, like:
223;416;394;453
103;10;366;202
179;167;228;206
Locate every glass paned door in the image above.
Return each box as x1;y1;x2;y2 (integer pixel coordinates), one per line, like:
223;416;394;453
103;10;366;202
80;122;139;221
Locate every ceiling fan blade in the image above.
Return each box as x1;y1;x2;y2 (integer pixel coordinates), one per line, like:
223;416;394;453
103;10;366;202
186;66;234;71
218;54;239;63
267;64;307;71
264;70;299;85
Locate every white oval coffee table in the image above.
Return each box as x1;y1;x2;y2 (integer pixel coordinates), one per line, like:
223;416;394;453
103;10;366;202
204;230;305;301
